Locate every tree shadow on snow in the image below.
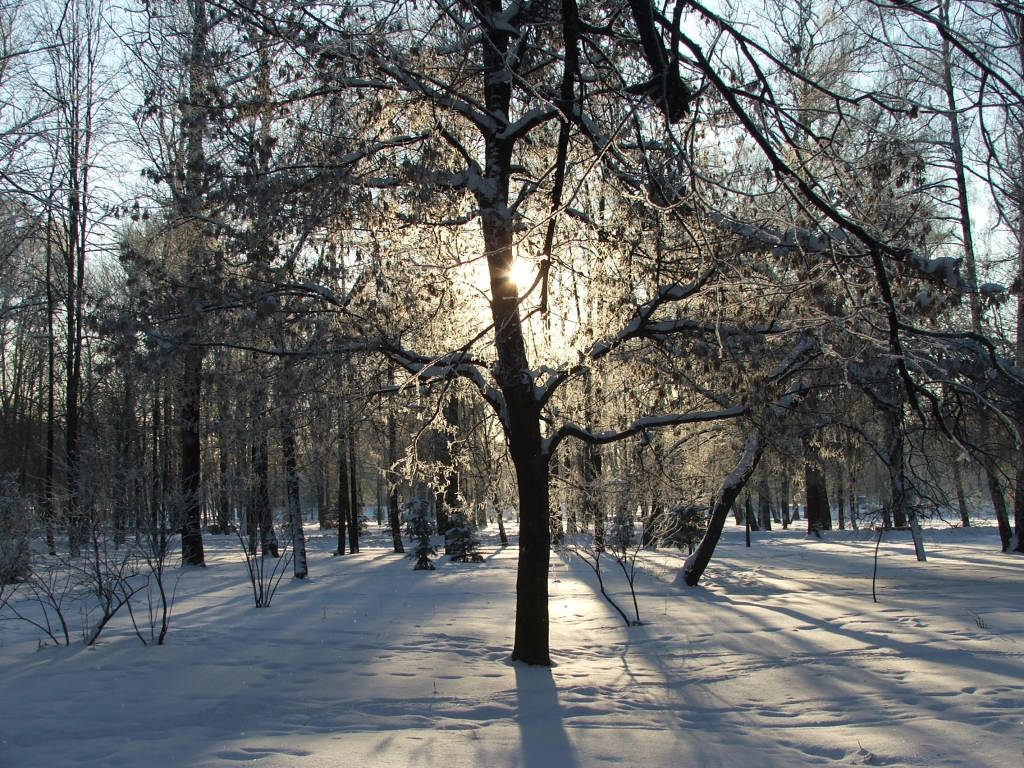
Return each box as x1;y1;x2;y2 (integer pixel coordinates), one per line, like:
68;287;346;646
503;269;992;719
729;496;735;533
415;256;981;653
513;662;580;768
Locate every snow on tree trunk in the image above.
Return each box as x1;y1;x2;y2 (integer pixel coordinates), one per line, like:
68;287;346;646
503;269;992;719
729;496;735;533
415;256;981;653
682;432;764;587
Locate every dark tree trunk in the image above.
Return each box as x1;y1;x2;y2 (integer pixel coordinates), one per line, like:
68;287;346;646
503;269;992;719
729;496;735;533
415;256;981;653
476;113;551;663
684;432;764;586
316;460;329;529
347;428;359;553
744;492;758;531
115;370;136;548
180;345;205;566
781;473;791;529
496;499;508;546
178;0;210;568
988;465;1013;551
581;370;602;549
253;432;278;557
151;391;164;552
335;419;349;555
339;405;352;557
805;458;831;535
847;466;858;530
43;216;56;555
386;406;403;553
281;405;308;578
836;468;846;531
758;482;772;532
883;406;908;530
65;210;83;558
954;460;971;528
217;437;231;532
1013;461;1024;552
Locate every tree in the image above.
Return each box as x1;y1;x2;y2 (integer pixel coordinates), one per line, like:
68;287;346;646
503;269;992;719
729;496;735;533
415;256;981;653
403;498;436;571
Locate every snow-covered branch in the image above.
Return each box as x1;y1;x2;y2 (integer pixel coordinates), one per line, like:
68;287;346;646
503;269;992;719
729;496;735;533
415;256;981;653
587;267;717;362
379;342;508;430
544;405;746;456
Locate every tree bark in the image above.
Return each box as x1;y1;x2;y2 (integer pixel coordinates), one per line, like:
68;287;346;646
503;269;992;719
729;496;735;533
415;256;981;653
474;0;551;664
988;465;1013;551
386;398;404;554
43;210;57;555
684;432;764;586
347;425;359;554
953;458;971;528
180;344;205;565
804;451;831;535
177;0;212;567
281;401;308;578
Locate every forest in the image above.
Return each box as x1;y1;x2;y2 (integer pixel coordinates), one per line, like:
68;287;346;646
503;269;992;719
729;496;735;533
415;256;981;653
0;1;1023;760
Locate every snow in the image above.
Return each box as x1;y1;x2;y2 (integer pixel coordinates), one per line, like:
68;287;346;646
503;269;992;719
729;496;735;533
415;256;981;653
1;523;1022;767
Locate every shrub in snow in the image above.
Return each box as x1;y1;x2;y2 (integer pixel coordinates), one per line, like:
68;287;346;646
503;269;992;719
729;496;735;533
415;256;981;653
608;505;636;552
446;509;483;563
664;505;709;554
566;505;643;627
0;480;30;585
404;499;437;570
236;528;292;608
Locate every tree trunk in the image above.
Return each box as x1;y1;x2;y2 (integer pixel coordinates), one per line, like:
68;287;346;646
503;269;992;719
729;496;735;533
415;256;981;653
496;499;508;546
347;426;359;554
1014;460;1024;552
282;407;308;578
43;209;57;555
758;484;772;531
804;452;831;535
479;173;550;664
335;407;349;555
180;345;205;566
744;492;758;531
953;458;971;528
65;182;84;557
781;473;791;529
1015;61;1024;551
684;432;764;586
252;431;277;557
217;436;231;532
835;467;845;530
988;465;1013;551
386;404;404;554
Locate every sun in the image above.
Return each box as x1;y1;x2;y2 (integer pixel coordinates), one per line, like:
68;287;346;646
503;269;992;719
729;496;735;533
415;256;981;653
508;257;535;295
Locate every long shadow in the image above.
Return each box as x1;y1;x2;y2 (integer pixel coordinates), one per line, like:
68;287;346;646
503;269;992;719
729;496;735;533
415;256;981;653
513;662;580;768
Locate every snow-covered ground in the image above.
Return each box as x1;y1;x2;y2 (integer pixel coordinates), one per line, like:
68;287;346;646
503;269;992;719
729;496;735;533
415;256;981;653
1;522;1022;767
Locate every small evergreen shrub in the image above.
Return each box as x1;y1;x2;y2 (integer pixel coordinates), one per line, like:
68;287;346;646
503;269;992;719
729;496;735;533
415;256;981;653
665;505;709;554
403;499;437;570
446;509;483;563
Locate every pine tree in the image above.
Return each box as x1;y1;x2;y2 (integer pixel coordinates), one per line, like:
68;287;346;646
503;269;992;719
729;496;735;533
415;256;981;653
403;499;436;571
446;509;483;564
